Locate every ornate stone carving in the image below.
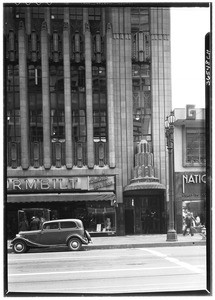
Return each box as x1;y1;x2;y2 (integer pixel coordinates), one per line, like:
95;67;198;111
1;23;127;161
85;22;90;32
18;21;25;30
107;22;112;31
63;22;69;31
41;21;47;31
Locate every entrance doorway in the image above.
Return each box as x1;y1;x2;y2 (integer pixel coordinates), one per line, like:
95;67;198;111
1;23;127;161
124;193;166;235
125;209;134;234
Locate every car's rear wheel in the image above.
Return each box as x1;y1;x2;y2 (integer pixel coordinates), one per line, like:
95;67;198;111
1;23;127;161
68;238;82;251
13;240;27;254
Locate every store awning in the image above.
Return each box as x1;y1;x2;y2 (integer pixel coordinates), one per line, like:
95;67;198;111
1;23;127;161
7;192;116;203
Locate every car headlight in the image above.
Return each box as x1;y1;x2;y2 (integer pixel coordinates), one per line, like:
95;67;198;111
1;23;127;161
16;234;21;238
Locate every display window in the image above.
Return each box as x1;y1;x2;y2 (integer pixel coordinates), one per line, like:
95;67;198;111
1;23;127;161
182;200;206;234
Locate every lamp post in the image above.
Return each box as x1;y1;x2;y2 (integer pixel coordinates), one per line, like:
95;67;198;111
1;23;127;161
165;111;178;241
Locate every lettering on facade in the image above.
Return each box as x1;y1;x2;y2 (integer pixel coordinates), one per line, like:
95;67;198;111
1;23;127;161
7;176;115;192
7;178;79;191
182;174;206;194
88;176;114;191
186;105;196;120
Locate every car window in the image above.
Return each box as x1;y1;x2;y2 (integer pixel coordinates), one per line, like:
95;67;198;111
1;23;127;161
60;221;77;229
43;222;59;230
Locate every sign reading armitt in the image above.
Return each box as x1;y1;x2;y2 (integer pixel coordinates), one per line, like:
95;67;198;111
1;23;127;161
7;176;115;192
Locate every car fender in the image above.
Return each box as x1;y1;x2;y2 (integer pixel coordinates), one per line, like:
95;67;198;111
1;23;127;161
11;237;48;248
66;234;89;245
85;230;92;243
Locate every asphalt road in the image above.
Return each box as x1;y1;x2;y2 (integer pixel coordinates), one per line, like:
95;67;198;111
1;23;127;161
7;246;207;295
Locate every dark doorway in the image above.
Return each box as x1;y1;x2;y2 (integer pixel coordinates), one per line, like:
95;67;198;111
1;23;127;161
125;209;134;234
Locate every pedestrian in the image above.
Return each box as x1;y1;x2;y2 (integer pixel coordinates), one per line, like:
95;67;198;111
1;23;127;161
195;215;201;226
30;216;40;230
183;212;194;236
19;217;29;232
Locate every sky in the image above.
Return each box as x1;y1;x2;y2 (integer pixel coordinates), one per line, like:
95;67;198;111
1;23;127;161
170;6;211;109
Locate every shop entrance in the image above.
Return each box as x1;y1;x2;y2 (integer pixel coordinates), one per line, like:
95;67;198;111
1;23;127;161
123;192;166;235
125;209;134;234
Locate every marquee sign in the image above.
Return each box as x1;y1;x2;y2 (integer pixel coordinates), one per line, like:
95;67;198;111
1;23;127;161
7;176;115;192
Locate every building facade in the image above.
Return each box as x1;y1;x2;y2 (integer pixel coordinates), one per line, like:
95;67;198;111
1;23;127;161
173;105;206;233
5;4;172;237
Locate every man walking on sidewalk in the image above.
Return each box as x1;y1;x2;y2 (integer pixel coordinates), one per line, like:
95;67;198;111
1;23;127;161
183;212;194;236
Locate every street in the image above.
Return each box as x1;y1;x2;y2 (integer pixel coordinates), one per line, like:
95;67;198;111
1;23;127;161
7;245;207;295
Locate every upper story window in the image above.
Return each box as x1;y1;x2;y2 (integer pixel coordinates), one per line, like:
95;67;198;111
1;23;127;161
71;65;86;142
32;7;44;19
50;7;64;20
7;64;20;142
88;7;101;20
184;128;206;166
70;7;83;20
50;65;65;141
92;66;107;142
131;8;149;32
28;65;43;142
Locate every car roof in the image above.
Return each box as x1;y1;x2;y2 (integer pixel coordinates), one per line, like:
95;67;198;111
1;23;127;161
44;219;83;225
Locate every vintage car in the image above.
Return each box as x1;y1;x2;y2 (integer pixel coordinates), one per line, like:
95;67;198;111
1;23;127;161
11;219;92;253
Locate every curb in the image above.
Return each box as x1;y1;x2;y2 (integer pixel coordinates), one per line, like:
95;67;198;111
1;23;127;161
87;241;206;250
7;240;206;253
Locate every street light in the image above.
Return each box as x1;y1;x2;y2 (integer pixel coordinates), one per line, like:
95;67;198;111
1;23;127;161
165;111;178;241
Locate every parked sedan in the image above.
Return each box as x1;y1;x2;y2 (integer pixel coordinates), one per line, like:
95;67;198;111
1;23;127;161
11;219;92;253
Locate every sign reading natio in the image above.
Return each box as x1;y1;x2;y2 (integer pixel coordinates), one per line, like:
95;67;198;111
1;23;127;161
175;172;206;201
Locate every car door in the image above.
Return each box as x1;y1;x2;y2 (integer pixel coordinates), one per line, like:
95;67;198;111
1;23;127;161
59;221;78;243
39;221;61;245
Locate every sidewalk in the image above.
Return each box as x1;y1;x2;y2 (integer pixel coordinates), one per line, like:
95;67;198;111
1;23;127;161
87;233;206;250
7;233;206;253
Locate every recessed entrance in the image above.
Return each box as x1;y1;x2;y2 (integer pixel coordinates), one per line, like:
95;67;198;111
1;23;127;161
124;193;166;235
125;209;134;234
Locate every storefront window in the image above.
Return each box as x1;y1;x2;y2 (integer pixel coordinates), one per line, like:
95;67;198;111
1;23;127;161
62;201;116;233
182;200;206;234
87;205;116;233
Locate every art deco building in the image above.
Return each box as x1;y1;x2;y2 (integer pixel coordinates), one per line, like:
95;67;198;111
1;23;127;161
5;4;172;237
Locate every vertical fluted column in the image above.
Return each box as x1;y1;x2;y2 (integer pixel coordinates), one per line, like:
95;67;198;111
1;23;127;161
25;7;31;35
101;8;106;36
106;23;115;168
41;21;51;169
150;7;172;185
44;7;51;35
63;22;73;168
64;7;70;23
124;7;133;181
85;22;94;168
18;21;29;169
83;8;88;33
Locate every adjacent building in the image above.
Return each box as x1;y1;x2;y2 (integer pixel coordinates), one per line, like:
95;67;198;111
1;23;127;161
173;105;206;233
5;4;175;237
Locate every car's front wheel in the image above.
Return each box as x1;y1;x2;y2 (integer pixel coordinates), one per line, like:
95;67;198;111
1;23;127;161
68;238;82;251
12;240;27;254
